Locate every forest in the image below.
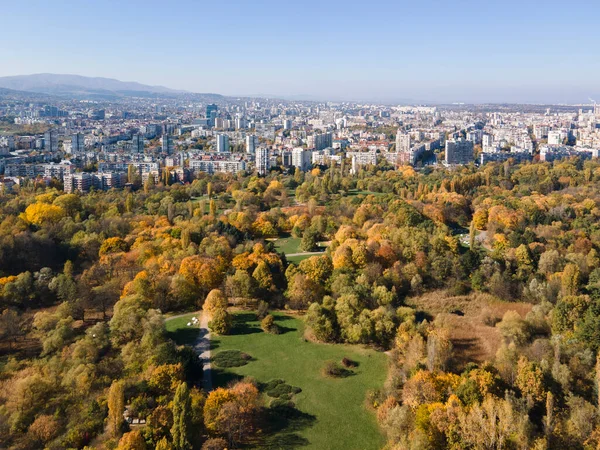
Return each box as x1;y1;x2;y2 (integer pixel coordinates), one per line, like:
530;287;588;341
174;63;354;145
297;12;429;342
2;157;600;449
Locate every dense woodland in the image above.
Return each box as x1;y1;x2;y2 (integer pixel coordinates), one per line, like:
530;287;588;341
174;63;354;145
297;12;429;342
2;157;600;449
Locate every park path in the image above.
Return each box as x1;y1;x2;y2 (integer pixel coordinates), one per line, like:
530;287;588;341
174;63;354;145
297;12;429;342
165;311;212;392
196;311;213;392
286;251;324;257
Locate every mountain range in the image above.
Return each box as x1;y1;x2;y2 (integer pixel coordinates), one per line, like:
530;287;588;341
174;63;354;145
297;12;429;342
0;74;194;99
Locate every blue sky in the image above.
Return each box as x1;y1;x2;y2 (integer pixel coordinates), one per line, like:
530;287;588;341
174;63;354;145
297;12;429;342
2;0;600;103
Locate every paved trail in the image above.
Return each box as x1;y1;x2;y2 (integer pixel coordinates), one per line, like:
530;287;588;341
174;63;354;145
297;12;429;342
165;311;212;392
196;312;212;392
285;251;324;257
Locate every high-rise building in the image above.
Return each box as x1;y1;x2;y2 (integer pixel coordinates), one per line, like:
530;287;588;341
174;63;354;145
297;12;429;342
283;119;293;130
206;104;218;127
308;132;333;150
395;131;411;153
44;130;59;152
216;134;229;153
131;134;145;154
206;104;218;118
255;147;270;175
71;133;85;154
235;117;247;130
445;138;474;165
291;147;311;171
246;135;258;154
161;135;174;154
7;136;15;151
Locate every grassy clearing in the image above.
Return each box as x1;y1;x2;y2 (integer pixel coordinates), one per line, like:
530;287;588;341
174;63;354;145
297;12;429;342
272;236;302;254
286;254;314;264
210;312;387;450
165;313;200;345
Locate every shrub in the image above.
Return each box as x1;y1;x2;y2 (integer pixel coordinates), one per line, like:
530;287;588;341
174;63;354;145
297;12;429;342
212;350;252;368
323;361;353;378
263;379;302;398
341;357;358;368
202;438;228;450
261;314;280;334
256;300;269;320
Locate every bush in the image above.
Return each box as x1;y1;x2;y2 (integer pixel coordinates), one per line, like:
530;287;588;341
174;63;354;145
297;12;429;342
341;357;358;368
256;300;269;320
323;361;353;378
202;437;228;450
212;350;252;368
261;314;280;334
263;379;302;398
208;308;232;335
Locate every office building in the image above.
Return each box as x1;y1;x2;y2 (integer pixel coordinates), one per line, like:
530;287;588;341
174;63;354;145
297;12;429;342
131;134;145;154
246;135;258;154
161;135;174;154
216;134;229;152
44;130;59;152
71;133;85;154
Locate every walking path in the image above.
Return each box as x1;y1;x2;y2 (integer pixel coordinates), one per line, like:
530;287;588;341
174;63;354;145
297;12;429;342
286;251;324;257
165;310;212;392
196;311;212;392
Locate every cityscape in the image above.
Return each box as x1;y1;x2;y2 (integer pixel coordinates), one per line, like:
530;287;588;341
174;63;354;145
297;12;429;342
2;82;600;193
3;1;600;450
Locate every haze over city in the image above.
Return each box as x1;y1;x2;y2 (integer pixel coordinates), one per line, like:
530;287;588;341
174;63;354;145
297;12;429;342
2;0;600;104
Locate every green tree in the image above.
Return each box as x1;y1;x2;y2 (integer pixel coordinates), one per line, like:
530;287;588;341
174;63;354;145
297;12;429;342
107;380;125;438
208;309;232;335
171;382;192;450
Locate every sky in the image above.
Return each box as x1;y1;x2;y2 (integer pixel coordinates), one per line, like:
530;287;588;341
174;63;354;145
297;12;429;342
1;0;600;104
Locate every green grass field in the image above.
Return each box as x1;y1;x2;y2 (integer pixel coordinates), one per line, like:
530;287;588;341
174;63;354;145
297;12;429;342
210;312;388;450
285;254;313;264
272;236;302;254
165;313;200;345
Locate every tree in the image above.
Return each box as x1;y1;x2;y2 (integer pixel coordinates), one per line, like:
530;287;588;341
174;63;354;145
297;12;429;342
28;414;60;444
306;301;338;342
203;289;228;316
562;263;581;296
22;202;65;225
171;382;192;450
208;309;232;335
496;310;531;346
107;380;125;438
116;430;147;450
0;308;22;348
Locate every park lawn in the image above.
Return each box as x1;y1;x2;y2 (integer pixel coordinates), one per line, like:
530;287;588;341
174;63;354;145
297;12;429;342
272;236;302;254
165;313;200;345
285;253;314;264
210;312;388;450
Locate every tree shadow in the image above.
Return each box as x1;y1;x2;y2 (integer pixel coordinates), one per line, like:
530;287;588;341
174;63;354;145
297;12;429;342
230;313;263;335
211;368;244;388
167;328;200;346
254;404;316;449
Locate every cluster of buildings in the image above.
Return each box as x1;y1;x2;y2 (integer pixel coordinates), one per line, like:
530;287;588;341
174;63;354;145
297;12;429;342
2;95;600;193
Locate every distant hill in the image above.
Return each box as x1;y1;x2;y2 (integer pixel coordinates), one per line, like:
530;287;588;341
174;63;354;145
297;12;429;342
0;73;189;98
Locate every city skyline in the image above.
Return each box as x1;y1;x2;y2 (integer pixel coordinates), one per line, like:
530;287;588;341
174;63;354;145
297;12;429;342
2;0;600;104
